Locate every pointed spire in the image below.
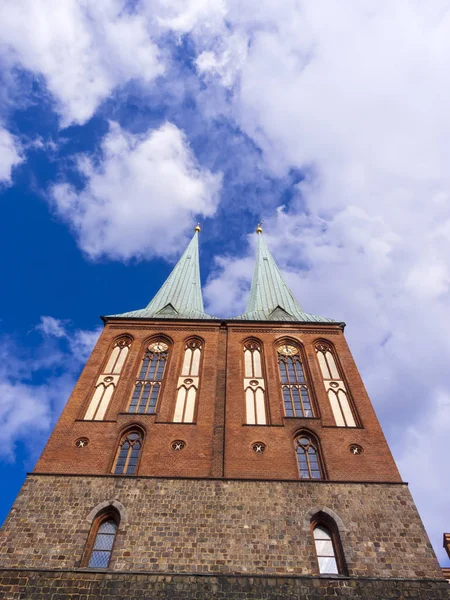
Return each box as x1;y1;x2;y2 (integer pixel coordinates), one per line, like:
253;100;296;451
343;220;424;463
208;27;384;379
236;228;337;323
110;226;214;320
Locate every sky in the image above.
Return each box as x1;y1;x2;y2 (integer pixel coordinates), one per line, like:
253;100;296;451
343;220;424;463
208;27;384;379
0;0;449;566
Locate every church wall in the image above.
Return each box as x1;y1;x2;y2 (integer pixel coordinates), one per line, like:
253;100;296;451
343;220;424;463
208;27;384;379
224;323;401;482
0;570;449;600
0;475;442;581
34;321;223;478
34;319;401;484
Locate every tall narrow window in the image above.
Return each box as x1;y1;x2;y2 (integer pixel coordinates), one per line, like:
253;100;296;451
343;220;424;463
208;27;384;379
243;340;267;425
311;515;347;575
313;525;338;574
128;341;169;414
315;342;356;427
84;336;132;421
83;511;119;569
277;343;313;418
174;339;202;423
295;434;323;479
113;430;143;475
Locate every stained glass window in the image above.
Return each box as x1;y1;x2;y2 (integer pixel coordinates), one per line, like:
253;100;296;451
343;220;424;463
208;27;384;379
113;431;143;475
295;435;323;479
87;518;117;568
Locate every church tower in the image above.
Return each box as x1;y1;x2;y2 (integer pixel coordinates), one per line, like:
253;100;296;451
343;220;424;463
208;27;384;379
0;226;448;599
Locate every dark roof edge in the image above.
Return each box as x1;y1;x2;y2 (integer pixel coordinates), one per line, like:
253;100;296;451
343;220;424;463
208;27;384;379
101;315;346;330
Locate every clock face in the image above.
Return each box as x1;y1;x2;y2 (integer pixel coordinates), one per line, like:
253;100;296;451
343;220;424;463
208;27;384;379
149;342;169;353
277;344;298;356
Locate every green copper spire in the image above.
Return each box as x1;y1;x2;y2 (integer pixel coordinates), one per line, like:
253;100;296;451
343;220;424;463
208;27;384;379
235;226;338;323
110;226;213;320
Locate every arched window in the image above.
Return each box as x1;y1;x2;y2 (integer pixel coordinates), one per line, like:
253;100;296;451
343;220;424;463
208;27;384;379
243;340;267;425
277;342;313;418
315;342;356;427
128;340;169;414
84;336;132;421
311;514;347;575
174;339;202;423
112;429;143;475
84;511;119;569
295;434;323;479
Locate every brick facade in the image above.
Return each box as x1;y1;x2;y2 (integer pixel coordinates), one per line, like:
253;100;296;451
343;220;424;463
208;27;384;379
34;319;401;483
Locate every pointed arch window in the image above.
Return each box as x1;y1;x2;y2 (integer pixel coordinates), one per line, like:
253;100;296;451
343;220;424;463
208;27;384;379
277;343;313;418
112;429;143;475
84;336;132;421
83;510;119;569
128;341;169;414
315;342;356;427
174;339;202;423
295;434;323;479
243;340;267;425
311;514;347;575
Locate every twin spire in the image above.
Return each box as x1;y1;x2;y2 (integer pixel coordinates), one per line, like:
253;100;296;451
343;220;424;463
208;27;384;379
111;225;336;323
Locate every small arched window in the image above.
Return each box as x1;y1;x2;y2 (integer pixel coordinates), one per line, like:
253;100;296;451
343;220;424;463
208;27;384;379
112;429;143;475
128;340;169;414
174;339;202;423
277;342;313;418
84;511;119;569
243;340;267;425
84;336;132;421
311;515;347;575
315;342;356;427
295;434;323;479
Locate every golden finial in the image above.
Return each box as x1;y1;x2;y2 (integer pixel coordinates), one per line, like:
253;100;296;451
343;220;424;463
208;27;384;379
194;223;201;233
256;222;263;234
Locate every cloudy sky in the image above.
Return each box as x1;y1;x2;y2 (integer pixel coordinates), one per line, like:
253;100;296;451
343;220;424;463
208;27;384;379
1;0;449;565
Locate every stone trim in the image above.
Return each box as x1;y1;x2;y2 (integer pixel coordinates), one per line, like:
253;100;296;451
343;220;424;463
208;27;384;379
30;472;408;485
303;506;347;532
86;500;127;528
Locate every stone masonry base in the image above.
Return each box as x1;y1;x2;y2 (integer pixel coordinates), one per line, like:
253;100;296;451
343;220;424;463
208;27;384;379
0;569;449;599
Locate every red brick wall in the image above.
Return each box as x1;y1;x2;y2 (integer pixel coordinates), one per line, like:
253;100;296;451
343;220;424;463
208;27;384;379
35;318;401;483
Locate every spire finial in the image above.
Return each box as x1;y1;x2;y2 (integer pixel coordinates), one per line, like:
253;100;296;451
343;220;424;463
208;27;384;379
194;223;201;233
256;222;263;234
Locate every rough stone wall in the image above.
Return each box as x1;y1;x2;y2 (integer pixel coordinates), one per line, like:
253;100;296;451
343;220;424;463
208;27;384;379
0;475;442;580
0;570;449;600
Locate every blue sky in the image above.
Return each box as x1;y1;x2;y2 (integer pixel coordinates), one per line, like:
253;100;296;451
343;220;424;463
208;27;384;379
1;0;450;566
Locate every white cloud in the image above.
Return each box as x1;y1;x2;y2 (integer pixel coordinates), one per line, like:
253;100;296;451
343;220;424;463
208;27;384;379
0;0;163;126
195;1;450;564
51;121;222;261
0;126;23;184
0;319;100;462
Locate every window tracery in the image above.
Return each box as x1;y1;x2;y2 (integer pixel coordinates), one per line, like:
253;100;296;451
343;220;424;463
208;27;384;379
128;340;169;414
277;343;313;418
112;429;143;475
243;340;267;425
174;339;202;423
84;336;132;421
315;342;356;427
295;434;323;479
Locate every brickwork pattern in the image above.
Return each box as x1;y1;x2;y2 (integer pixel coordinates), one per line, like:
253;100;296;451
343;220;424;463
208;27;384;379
34;320;401;483
0;475;443;580
0;570;448;600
